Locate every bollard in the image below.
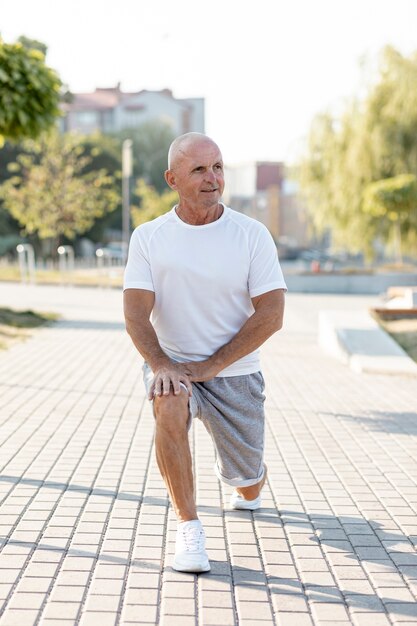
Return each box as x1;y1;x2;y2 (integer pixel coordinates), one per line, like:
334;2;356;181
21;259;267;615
96;248;111;288
57;245;75;285
16;243;36;284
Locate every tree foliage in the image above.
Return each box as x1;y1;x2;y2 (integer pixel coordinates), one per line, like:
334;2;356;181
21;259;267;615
116;120;175;192
0;131;120;241
363;174;417;261
131;178;177;227
0;38;62;146
298;46;417;257
17;36;48;57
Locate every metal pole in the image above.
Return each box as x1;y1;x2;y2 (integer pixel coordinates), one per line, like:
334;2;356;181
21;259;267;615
122;139;133;263
16;244;36;284
57;245;74;285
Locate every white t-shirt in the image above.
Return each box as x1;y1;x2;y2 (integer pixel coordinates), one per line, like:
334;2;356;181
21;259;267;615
123;204;287;376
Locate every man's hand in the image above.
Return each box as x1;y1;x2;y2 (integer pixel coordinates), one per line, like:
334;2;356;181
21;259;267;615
149;359;221;399
150;362;194;400
182;360;220;383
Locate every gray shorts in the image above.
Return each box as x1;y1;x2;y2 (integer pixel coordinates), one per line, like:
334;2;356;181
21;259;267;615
143;363;266;488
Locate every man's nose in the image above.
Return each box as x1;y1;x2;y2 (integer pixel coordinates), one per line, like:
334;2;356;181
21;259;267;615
205;168;216;182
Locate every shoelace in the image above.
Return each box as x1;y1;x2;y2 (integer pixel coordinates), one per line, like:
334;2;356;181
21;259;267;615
181;527;204;552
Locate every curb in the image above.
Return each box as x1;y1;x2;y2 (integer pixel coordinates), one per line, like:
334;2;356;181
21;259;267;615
318;309;417;376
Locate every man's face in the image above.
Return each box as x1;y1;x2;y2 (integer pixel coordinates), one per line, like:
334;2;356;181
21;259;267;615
165;138;225;210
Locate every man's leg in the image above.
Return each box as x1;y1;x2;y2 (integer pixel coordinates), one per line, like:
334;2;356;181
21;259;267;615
236;464;267;501
153;391;197;522
153;390;210;573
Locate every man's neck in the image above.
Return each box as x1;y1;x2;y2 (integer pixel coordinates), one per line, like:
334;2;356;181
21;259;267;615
176;202;224;225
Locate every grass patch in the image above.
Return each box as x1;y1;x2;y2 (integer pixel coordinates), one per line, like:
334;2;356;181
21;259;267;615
0;307;58;350
0;266;123;287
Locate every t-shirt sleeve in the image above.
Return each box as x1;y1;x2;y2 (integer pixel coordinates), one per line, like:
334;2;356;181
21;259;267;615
248;224;287;298
123;228;155;292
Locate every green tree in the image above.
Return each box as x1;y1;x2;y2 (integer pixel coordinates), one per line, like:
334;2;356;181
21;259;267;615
116;120;175;192
0;131;119;247
0;38;62;146
131;178;177;227
0;132;121;253
363;174;417;262
0;141;22;239
79;133;123;242
298;46;417;258
17;35;48;56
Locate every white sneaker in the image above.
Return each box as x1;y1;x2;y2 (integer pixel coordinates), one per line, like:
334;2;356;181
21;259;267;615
230;491;262;510
173;520;210;573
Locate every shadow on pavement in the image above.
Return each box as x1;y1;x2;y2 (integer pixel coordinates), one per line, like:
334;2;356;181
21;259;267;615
328;409;417;434
0;474;146;503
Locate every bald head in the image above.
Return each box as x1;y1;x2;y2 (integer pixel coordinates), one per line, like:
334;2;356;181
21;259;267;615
167;132;221;170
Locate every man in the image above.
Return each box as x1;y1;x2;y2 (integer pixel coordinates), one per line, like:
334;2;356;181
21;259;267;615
123;132;286;573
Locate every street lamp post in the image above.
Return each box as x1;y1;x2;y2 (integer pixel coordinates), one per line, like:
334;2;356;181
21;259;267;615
122;139;133;263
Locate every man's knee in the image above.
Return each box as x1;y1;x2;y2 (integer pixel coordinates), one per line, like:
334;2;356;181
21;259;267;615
154;391;189;435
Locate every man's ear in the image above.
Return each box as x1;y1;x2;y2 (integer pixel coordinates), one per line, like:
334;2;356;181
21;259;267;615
165;169;177;190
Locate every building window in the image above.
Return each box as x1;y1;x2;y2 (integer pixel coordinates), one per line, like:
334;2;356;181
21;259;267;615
76;111;98;126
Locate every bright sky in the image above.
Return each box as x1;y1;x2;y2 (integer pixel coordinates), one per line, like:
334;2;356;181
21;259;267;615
2;0;417;165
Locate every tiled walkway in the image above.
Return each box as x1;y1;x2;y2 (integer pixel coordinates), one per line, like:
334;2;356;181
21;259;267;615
0;283;416;626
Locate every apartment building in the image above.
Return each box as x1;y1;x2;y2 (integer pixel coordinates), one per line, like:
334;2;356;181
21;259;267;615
60;84;205;135
224;161;310;253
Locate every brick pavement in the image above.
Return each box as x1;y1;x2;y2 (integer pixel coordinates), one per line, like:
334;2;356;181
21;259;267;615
0;284;416;626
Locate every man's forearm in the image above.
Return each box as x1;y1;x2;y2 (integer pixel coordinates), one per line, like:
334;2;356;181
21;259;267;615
211;307;281;369
125;317;171;371
125;317;195;397
187;294;284;381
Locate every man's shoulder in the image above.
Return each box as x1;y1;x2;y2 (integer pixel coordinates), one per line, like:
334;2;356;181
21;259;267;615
226;207;270;233
133;209;174;239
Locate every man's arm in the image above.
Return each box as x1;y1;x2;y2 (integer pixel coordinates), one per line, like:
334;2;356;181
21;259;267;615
123;288;194;398
185;288;285;381
124;287;285;397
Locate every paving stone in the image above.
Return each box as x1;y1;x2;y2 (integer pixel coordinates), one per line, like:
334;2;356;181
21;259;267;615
385;602;417;619
48;586;86;602
271;591;309;612
84;594;121;611
199;590;233;608
345;593;385;612
0;609;41;625
199;606;235;624
311;601;350;621
377;587;416;602
306;585;344;603
161;597;195;615
351;614;391;626
42;602;81;619
79;612;118;626
235;600;274;620
370;572;408;588
7;592;46;609
276;614;314;626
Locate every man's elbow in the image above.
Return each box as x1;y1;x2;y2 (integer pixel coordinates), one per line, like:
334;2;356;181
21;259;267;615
124;314;136;338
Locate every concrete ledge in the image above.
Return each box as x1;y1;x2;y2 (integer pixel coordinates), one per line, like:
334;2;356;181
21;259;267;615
319;310;417;376
285;272;417;294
